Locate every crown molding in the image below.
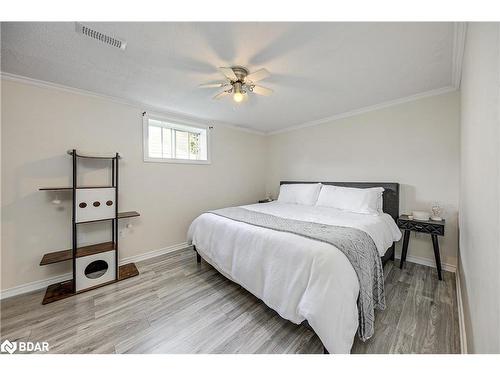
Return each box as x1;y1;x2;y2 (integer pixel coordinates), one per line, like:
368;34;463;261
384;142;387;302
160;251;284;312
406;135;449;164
452;22;467;89
267;85;457;136
0;72;266;136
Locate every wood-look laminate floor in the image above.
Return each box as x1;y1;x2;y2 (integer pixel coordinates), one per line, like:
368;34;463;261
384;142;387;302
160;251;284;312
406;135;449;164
0;248;460;354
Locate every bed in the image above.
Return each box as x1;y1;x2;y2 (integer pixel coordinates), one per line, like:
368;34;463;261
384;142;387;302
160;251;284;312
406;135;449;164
187;181;401;353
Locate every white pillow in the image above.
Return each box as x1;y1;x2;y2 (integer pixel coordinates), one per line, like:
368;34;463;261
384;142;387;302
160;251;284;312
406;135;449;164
316;185;384;215
277;183;322;205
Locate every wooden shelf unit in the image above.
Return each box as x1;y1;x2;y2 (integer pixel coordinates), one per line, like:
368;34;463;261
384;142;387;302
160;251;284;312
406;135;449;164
39;149;140;304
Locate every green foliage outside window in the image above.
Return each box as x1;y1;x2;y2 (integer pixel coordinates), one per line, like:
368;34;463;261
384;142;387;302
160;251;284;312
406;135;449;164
189;132;200;156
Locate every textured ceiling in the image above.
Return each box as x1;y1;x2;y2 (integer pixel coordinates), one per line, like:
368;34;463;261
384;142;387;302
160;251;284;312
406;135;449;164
1;22;455;132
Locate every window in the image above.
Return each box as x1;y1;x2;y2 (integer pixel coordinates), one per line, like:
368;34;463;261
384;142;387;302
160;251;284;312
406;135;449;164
143;114;210;164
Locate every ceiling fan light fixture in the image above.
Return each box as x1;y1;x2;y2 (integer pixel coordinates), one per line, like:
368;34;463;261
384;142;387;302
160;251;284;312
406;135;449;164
233;92;244;103
232;82;244;103
201;66;273;102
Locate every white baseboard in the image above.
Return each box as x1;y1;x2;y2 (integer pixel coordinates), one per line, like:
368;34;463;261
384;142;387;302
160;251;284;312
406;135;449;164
455;267;468;354
121;242;190;264
395;254;456;273
0;242;191;300
0;273;74;301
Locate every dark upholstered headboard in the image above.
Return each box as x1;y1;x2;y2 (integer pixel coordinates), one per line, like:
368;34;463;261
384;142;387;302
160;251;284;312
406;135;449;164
279;181;400;221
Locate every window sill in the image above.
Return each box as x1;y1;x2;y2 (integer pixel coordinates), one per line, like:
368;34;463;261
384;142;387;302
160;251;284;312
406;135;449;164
143;157;211;165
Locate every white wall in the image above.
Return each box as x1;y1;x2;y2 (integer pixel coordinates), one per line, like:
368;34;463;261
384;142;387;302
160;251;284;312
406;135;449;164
459;23;500;353
1;78;267;291
266;91;460;268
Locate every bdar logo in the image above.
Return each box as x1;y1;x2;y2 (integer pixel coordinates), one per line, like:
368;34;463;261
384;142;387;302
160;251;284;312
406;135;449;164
1;339;17;354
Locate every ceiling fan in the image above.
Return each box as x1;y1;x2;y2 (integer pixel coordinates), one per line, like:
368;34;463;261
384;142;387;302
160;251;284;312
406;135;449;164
199;66;273;103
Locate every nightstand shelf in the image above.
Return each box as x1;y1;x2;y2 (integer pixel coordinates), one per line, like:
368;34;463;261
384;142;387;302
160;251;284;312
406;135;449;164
397;215;445;280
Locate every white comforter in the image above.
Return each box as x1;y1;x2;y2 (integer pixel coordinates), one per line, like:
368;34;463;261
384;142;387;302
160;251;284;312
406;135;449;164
187;202;401;353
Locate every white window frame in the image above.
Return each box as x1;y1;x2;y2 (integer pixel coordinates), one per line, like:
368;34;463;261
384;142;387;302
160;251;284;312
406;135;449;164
143;113;211;165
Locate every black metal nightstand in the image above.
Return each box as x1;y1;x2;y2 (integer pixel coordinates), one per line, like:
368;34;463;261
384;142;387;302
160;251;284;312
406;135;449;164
397;215;445;280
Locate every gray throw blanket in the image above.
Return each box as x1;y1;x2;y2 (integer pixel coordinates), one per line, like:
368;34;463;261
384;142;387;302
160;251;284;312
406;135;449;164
208;207;385;341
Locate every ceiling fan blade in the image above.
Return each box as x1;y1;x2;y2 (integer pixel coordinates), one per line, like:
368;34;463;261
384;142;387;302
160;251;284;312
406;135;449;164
218;67;238;81
245;68;270;83
213;91;231;100
252;85;273;96
199;82;227;88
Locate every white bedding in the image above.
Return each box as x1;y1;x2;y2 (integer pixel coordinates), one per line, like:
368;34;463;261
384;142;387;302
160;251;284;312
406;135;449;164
187;201;401;353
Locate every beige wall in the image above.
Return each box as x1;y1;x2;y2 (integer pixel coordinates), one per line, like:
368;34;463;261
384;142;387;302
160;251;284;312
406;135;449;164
266;91;460;267
459;23;500;353
1;79;267;290
1;78;462;294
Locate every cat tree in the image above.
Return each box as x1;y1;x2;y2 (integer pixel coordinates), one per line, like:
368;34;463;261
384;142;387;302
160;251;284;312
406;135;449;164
39;149;140;304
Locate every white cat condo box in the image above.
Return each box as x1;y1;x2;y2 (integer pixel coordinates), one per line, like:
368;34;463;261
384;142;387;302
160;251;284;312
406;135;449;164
39;150;140;304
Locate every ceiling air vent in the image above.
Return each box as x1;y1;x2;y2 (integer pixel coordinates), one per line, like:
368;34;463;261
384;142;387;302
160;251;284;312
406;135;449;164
75;22;127;50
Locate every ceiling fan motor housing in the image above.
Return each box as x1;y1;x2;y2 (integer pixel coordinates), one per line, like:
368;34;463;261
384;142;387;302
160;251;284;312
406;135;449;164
231;66;249;82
